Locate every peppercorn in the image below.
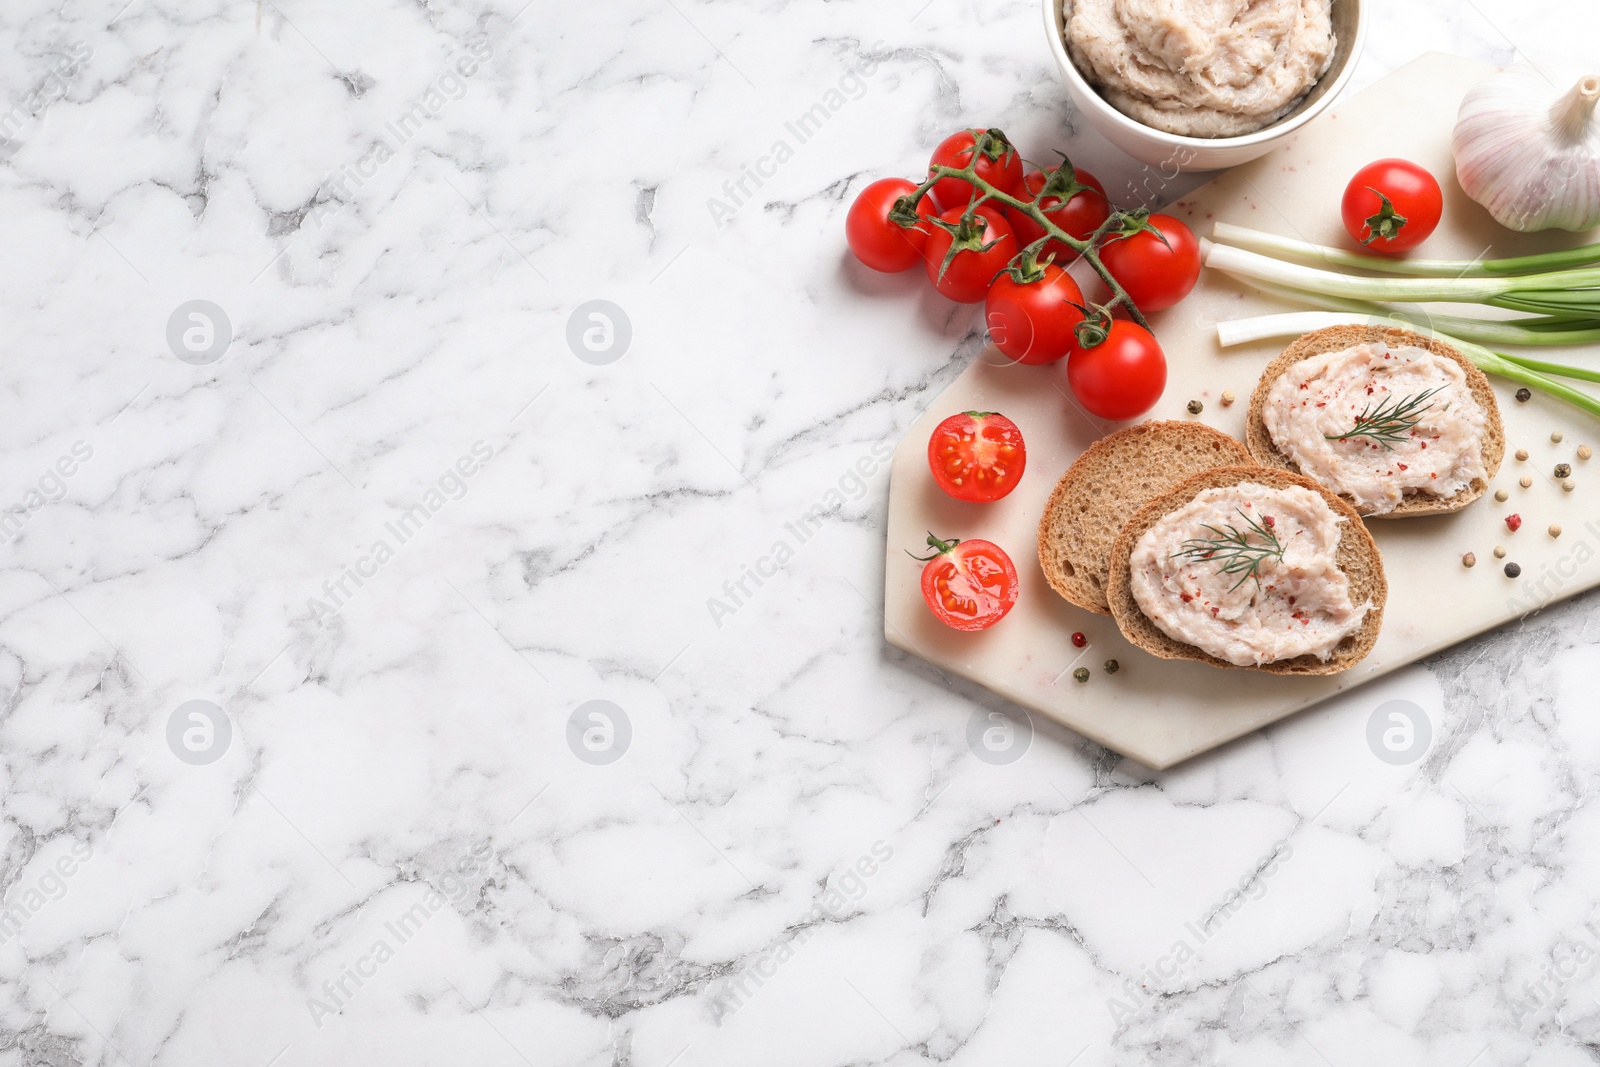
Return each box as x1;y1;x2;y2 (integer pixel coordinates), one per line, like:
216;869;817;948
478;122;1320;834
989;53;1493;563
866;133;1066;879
1516;449;1529;462
1556;463;1572;478
1220;391;1235;407
1187;399;1203;415
1494;489;1509;502
1506;513;1522;532
1071;631;1086;648
1553;431;1565;444
1520;476;1533;488
1103;659;1120;674
1580;445;1593;461
1515;388;1532;402
1462;552;1477;568
1494;546;1507;559
1073;667;1090;684
1550;524;1563;538
1505;562;1522;578
1564;479;1576;492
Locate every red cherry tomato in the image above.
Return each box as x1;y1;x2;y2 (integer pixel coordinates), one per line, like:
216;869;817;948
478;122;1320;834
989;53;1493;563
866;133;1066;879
923;207;1017;304
1003;167;1112;263
1341;158;1443;254
1096;214;1202;313
927;129;1025;211
915;535;1019;631
927;411;1027;503
1066;321;1167;421
846;178;939;273
985;263;1085;365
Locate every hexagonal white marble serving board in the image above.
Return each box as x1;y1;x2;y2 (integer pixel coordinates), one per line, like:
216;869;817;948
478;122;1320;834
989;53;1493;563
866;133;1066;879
884;53;1600;769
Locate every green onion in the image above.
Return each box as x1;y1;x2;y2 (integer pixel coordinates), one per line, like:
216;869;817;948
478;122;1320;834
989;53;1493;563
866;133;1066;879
1232;277;1600;348
1206;227;1600;424
1203;241;1600;319
1495;352;1600;385
1215;311;1389;348
1212;222;1600;278
1214;311;1600;423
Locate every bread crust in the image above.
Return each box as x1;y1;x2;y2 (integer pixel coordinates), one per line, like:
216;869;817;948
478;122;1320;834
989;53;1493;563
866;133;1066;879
1038;421;1251;615
1244;325;1505;518
1106;465;1387;676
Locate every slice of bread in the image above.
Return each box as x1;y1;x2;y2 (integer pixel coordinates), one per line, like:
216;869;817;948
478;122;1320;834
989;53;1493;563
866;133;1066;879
1244;325;1505;518
1106;465;1387;676
1038;421;1252;615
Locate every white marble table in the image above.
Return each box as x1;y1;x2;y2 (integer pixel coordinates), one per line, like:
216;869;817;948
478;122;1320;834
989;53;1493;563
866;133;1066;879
3;1;1600;1064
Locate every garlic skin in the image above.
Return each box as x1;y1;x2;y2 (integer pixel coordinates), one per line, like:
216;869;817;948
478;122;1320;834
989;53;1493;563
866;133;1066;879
1453;66;1600;233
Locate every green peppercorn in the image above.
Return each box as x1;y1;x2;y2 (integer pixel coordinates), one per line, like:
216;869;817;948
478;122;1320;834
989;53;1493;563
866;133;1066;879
1073;667;1090;684
1186;399;1203;415
1103;659;1120;674
1516;388;1532;402
1556;463;1572;478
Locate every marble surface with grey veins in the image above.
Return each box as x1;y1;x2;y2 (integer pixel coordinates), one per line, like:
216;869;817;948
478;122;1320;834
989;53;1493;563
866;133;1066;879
3;0;1600;1064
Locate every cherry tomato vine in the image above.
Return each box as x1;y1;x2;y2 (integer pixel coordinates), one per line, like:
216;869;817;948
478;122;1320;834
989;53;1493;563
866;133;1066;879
887;128;1164;334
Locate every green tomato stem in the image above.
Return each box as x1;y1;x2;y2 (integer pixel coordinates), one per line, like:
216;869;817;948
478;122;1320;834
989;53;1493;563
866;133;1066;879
907;161;1152;331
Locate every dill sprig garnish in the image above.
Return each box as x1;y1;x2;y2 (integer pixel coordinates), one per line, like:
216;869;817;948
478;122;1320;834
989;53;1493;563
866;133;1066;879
1325;386;1446;449
1169;508;1286;592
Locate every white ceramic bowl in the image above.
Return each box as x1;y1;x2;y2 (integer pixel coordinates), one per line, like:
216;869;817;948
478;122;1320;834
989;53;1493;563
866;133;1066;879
1043;0;1366;171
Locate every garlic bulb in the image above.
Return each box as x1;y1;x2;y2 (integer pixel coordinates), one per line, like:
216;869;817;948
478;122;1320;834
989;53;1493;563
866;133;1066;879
1453;66;1600;233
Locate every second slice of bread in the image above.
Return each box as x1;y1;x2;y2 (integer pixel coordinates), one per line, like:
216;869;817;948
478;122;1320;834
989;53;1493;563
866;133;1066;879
1038;421;1251;615
1244;324;1505;518
1106;465;1387;676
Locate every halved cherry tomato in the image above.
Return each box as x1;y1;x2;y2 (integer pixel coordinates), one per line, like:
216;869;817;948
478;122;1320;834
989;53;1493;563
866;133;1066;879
923;207;1017;304
915;534;1019;631
927;411;1026;503
1003;166;1112;263
1066;320;1166;421
1341;158;1443;254
1096;213;1201;313
928;129;1025;211
985;262;1086;365
846;178;939;273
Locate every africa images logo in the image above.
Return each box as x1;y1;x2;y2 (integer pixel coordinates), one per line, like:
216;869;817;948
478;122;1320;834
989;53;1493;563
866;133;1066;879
1365;699;1432;765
